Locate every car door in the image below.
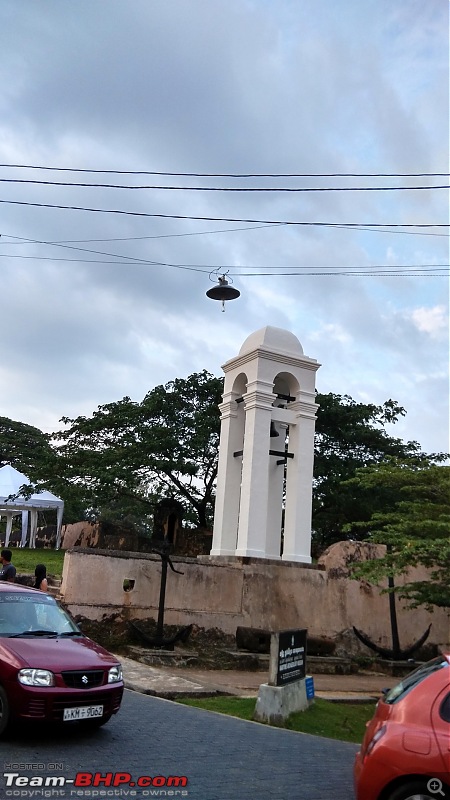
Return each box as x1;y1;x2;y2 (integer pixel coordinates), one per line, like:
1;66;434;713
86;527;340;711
431;687;450;778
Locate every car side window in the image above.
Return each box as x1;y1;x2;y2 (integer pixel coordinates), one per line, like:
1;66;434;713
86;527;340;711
440;693;450;723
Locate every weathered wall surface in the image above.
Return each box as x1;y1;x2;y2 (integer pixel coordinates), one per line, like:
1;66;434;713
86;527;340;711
60;543;450;651
60;522;100;549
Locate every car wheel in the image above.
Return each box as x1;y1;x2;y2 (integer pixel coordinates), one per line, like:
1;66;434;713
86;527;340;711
0;686;10;736
387;779;450;800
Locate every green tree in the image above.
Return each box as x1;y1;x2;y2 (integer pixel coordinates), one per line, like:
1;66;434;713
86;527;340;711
311;393;428;554
54;371;224;530
5;387;443;553
346;460;450;609
53;383;442;543
0;416;55;477
0;416;86;523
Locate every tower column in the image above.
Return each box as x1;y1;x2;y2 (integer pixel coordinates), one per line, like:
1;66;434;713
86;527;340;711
282;393;319;563
264;418;286;559
210;390;244;555
235;383;275;557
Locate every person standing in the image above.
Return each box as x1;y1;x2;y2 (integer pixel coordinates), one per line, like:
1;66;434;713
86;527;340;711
34;563;48;592
0;549;17;582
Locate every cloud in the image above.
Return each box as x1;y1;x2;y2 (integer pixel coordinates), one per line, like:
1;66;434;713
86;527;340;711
410;305;448;339
0;0;447;458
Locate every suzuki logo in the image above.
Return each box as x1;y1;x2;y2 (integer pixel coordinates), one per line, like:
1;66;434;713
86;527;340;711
81;675;88;685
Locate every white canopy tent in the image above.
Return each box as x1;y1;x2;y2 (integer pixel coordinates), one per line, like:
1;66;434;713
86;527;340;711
0;464;64;549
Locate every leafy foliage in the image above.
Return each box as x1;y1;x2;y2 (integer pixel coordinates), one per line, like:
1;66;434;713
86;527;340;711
3;376;447;619
311;393;429;554
346;461;450;609
54;371;223;529
0;416;55;477
0;416;87;522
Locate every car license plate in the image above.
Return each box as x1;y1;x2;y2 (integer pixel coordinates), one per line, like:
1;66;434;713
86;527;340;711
63;705;103;721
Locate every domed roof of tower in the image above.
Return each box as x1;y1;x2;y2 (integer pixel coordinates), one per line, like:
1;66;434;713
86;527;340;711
239;326;304;357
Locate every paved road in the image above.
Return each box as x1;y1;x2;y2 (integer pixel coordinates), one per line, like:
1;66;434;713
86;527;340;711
1;689;357;800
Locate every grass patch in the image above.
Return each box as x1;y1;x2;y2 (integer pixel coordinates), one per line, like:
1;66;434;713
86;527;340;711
5;547;66;579
177;696;376;743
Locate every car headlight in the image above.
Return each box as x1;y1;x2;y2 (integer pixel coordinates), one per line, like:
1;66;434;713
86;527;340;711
18;669;55;687
108;665;123;684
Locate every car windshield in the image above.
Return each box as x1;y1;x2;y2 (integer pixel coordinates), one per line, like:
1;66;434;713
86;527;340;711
0;592;81;637
384;656;449;704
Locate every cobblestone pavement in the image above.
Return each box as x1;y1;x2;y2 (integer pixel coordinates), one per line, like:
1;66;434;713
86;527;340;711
1;689;359;800
0;655;378;800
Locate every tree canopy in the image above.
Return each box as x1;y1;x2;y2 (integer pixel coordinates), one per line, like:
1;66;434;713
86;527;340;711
345;460;450;609
54;371;223;529
311;393;427;554
2;375;446;587
0;416;55;477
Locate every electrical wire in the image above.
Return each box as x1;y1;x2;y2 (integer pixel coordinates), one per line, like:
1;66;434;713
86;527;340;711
0;178;448;192
0;252;447;272
0;163;448;177
39;224;283;243
0;238;447;277
0;222;446;242
0;255;445;276
0;199;448;228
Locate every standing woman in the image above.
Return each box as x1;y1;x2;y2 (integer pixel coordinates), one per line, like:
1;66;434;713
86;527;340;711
34;563;48;592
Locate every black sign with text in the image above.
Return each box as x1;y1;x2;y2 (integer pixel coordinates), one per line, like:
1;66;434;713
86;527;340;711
276;629;307;686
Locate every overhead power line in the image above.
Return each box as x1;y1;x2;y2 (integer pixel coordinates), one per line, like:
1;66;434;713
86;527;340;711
0;163;448;177
0;236;447;277
0;253;446;276
0;178;448;192
1;234;446;278
1;253;447;271
1;223;446;242
0;224;284;244
0;199;448;228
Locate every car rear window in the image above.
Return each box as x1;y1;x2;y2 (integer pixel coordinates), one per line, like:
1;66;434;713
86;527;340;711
384;657;449;705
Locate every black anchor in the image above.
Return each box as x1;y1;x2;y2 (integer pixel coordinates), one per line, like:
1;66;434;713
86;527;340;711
353;569;431;661
130;540;192;650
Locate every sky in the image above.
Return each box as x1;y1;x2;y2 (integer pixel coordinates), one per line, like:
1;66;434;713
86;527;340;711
0;0;448;455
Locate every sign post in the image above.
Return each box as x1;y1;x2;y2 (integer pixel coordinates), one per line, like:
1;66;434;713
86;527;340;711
254;628;313;725
270;628;307;687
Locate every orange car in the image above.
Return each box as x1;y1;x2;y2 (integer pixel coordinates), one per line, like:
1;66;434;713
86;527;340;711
354;654;450;800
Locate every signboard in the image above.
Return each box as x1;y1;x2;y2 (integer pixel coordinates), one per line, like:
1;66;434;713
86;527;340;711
271;628;307;687
305;675;315;699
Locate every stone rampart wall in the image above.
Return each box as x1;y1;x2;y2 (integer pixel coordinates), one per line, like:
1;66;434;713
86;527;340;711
60;543;450;651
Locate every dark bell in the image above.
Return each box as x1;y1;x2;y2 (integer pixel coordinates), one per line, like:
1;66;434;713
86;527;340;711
206;275;240;306
270;421;280;438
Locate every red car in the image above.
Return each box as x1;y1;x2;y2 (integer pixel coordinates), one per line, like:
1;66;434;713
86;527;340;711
354;654;450;800
0;582;123;735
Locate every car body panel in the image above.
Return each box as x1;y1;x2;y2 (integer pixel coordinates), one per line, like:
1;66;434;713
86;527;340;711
354;655;450;800
432;686;450;769
3;635;120;671
0;582;123;729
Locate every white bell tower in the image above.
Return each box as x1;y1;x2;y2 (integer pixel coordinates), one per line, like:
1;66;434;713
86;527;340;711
210;326;320;563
